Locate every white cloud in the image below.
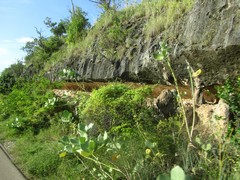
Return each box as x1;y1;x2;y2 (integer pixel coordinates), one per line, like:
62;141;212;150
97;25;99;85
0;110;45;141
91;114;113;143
0;47;8;55
16;37;34;43
2;39;12;43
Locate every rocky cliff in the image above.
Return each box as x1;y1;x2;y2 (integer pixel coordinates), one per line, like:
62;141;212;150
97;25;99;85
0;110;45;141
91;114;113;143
49;0;240;86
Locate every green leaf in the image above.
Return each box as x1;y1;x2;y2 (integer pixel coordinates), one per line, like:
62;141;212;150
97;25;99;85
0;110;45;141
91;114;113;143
80;142;89;151
103;131;108;141
77;149;92;157
85;123;94;131
78;142;94;157
62;110;69;117
88;140;96;152
156;173;170;180
97;134;103;143
202;143;212;151
59;136;69;145
79;137;86;144
206;143;212;151
78;123;86;132
79;131;88;140
162;50;168;57
70;138;79;145
160;42;167;49
195;137;201;144
61;110;73;122
153;52;165;61
64;145;73;153
170;166;185;180
115;142;121;149
61;118;70;123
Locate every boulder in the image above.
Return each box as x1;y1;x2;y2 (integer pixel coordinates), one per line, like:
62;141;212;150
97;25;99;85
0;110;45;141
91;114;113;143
195;98;230;140
155;89;177;118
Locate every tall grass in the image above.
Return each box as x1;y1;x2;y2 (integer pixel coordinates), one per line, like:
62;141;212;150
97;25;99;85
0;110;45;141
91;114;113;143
44;0;194;67
143;0;194;38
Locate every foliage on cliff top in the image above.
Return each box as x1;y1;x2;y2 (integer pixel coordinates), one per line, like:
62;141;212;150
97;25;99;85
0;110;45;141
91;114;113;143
0;0;194;81
68;0;194;59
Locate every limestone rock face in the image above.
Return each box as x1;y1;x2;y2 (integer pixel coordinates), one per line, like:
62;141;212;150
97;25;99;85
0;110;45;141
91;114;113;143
49;0;240;85
174;0;240;85
194;98;230;140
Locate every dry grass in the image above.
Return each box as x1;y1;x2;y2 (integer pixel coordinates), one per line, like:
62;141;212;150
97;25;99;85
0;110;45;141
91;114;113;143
143;0;194;38
46;0;195;67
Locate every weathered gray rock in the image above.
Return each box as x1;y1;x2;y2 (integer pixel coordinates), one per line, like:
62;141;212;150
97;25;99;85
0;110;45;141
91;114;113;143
155;89;177;118
173;0;240;85
212;98;230;123
49;0;240;85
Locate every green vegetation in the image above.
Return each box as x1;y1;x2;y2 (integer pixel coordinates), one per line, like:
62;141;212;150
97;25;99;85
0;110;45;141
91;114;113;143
0;61;25;94
137;0;194;38
12;0;194;76
217;78;240;141
79;83;154;134
0;76;239;179
0;0;239;179
0;77;57;133
66;6;90;44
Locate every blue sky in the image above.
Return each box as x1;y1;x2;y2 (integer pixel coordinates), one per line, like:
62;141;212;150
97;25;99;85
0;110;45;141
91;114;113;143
0;0;101;73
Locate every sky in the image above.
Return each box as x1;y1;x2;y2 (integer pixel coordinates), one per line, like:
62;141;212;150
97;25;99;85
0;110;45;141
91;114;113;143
0;0;101;73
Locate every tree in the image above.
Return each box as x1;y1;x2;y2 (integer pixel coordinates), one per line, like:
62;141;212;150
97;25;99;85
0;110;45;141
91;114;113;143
89;0;112;10
0;61;25;94
44;17;69;37
67;6;90;44
89;0;125;11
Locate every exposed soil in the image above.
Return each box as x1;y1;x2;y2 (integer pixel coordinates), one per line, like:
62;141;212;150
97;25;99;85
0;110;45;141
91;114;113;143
57;81;219;105
60;81;193;98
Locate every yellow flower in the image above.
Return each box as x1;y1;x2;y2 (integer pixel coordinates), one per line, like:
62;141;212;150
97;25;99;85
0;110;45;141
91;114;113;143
192;69;202;78
145;149;151;155
59;152;67;158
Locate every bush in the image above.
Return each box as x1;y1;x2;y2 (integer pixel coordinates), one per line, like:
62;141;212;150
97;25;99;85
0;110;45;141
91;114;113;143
0;61;25;94
0;77;56;133
217;77;240;137
66;6;90;44
98;11;128;59
79;83;155;135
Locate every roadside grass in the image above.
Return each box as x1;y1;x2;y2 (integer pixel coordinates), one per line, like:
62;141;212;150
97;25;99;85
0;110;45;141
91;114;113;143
0;80;239;179
5;119;84;180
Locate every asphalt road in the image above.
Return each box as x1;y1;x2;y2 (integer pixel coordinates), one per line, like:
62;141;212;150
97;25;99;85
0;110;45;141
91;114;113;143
0;144;26;180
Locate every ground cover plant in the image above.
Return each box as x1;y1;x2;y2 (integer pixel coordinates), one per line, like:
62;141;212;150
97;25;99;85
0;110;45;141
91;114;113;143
0;75;239;179
0;0;239;179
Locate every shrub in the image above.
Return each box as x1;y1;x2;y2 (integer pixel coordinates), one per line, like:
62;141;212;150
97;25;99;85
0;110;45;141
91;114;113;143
98;11;128;57
66;6;90;44
0;77;56;133
217;78;240;121
79;83;155;135
217;77;240;142
0;61;25;94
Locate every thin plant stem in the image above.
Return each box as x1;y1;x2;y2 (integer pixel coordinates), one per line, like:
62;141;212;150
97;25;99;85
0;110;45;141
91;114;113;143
186;60;196;141
82;154;126;177
74;154;99;179
166;57;191;142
